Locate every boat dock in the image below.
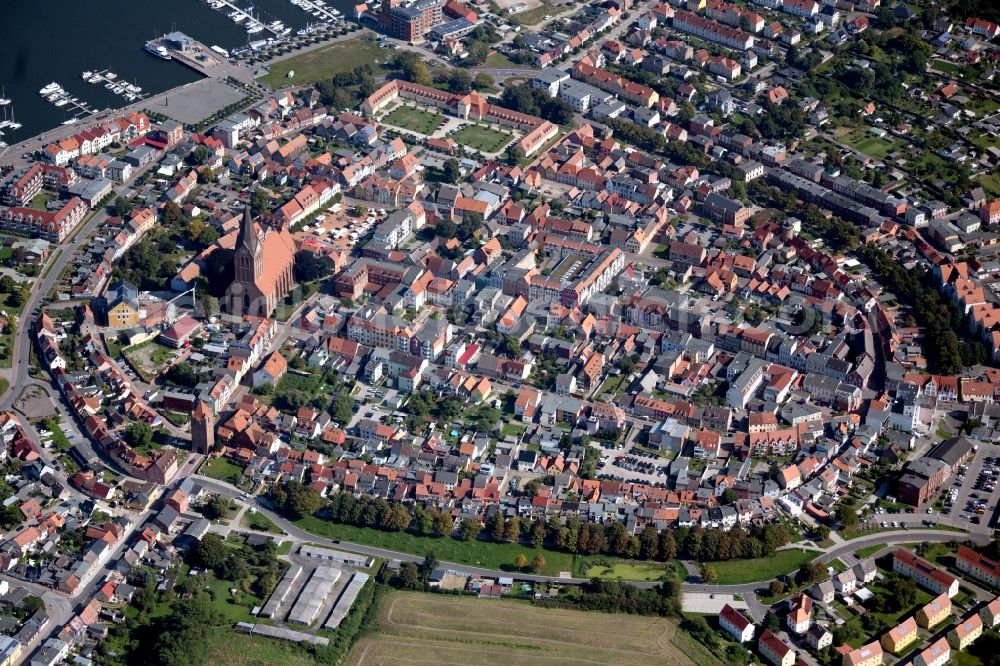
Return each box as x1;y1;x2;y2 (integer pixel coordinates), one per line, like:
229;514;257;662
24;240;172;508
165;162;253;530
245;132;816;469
289;0;343;24
37;83;100;119
205;0;286;37
81;70;148;103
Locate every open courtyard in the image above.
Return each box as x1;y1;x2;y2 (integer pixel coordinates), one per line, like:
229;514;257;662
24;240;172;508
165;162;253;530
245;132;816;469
452;123;514;153
381;105;446;136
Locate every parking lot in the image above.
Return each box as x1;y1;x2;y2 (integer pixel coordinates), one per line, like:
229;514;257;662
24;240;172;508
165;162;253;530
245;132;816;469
594;445;672;486
863;442;998;535
682;592;748;614
346;384;406;430
949;446;1000;528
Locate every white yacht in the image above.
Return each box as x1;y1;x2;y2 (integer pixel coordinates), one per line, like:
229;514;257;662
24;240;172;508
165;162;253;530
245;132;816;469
145;42;173;60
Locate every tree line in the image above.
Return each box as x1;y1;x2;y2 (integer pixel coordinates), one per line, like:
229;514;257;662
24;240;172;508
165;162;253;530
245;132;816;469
271;482;792;564
858;245;987;373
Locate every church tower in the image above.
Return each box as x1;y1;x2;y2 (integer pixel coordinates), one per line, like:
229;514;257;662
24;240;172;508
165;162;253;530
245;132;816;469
191;400;215;455
234;202;263;285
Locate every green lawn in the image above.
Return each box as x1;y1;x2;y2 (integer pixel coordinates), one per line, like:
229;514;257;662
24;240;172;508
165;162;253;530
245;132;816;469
979;170;1000;198
969;95;1000;117
510;2;562;25
829;558;848;573
259;36;388;89
959;632;1000;666
855;544;885;559
295;515;576;576
839;125;904;160
28;192;53;211
484;52;518;68
381;105;445;136
276;370;322;395
201;457;246;485
205;575;266;624
703;549;816;585
242;511;281;534
954;652;983;666
47;428;71;451
452;123;514;153
853;137;898;159
931;59;959;74
500;422;527;438
593;375;627;400
587;560;687;582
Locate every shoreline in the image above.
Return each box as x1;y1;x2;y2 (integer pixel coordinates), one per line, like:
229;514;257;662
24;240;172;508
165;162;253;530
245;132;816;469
0;27;366;164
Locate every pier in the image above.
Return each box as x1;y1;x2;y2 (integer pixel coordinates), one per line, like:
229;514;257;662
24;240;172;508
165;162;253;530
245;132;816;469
152;33;230;79
205;0;285;37
289;0;343;25
81;70;148;103
37;83;100;120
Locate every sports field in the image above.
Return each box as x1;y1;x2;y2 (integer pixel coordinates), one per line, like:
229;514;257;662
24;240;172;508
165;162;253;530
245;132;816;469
347;592;718;666
452;124;513;153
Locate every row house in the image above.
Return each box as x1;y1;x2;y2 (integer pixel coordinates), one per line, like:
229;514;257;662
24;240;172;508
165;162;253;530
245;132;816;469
3;165;44;206
0;197;89;242
572;62;660;108
893;549;959;597
955;544;1000;588
672;10;755;50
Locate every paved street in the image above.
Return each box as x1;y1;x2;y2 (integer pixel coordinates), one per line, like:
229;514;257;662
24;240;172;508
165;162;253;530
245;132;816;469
193;474;982;621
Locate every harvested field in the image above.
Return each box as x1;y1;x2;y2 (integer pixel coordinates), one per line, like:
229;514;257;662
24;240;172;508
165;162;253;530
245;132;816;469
347;591;716;666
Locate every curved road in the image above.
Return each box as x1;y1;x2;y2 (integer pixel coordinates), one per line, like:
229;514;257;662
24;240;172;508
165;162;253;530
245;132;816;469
193;475;978;619
0;204;110;411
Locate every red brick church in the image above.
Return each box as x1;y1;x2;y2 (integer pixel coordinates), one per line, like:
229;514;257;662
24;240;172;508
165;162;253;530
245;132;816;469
223;203;295;317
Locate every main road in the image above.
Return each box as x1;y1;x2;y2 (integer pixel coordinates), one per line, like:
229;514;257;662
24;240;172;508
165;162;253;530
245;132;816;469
0;209;106;411
193;475;979;620
0;145;176;412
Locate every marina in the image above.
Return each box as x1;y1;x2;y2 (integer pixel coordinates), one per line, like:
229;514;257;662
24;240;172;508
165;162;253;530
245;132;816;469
81;70;148;103
209;0;288;37
0;0;351;140
289;0;343;24
0;104;21;147
204;0;342;41
37;82;100;118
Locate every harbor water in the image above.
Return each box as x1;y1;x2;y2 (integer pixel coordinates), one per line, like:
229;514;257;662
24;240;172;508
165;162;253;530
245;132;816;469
0;0;352;142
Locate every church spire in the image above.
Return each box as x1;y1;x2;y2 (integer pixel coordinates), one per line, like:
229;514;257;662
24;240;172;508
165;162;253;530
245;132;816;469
239;199;261;256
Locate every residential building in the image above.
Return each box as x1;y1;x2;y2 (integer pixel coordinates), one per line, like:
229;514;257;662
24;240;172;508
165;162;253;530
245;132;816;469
842;641;883;666
786;593;811;634
880;616;917;654
758;629;795;666
916;592;951;628
948;614;983;651
956;544;1000;587
893;550;959;597
719;604;755;642
913;638;950;666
